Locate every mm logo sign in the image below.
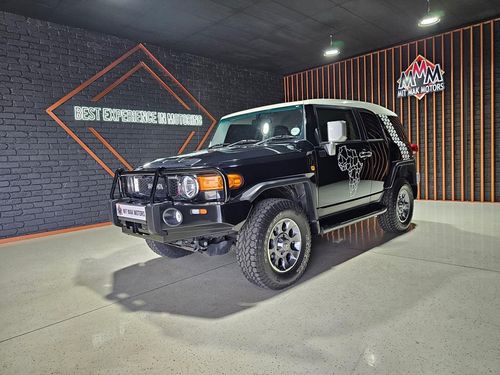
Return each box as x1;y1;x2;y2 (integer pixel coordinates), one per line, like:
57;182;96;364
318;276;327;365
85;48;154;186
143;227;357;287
397;54;445;100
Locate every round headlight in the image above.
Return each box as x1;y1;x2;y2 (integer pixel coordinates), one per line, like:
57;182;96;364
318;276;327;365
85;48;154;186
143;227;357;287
180;175;199;199
162;208;183;226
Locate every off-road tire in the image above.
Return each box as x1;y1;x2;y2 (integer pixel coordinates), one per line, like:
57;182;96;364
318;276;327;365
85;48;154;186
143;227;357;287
378;179;414;233
145;239;192;258
235;198;312;289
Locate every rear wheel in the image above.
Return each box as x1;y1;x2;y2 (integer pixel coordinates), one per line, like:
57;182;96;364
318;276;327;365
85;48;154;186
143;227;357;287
378;179;414;233
145;239;192;258
235;198;312;289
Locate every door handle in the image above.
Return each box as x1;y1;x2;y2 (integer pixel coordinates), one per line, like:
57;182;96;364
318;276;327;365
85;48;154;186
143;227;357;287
359;150;373;159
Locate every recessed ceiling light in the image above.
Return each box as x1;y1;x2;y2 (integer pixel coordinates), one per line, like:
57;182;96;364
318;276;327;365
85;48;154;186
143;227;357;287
324;34;340;57
418;0;441;27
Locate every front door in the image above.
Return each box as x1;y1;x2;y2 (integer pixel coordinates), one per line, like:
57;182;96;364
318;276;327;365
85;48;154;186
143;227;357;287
314;107;373;217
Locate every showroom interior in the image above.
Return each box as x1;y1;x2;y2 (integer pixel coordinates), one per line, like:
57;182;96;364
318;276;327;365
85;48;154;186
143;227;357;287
0;0;499;374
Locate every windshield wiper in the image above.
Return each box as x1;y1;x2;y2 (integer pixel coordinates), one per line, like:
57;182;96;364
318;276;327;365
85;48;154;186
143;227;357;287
208;142;229;149
227;139;259;147
256;135;296;145
208;139;258;149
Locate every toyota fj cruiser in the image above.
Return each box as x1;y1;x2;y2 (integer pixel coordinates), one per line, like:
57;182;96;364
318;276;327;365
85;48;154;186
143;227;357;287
110;99;418;289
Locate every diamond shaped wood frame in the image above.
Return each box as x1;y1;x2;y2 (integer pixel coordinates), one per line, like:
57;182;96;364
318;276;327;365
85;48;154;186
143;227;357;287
45;43;217;176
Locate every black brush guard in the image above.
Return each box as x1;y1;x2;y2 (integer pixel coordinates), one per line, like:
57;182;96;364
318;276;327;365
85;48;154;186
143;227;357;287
109;167;249;243
110;167;229;204
110;168;168;204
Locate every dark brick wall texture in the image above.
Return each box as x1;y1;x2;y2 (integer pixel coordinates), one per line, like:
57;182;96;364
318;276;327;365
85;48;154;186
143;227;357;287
0;11;283;239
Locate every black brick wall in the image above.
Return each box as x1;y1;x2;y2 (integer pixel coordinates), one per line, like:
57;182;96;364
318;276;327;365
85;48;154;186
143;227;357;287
0;11;283;238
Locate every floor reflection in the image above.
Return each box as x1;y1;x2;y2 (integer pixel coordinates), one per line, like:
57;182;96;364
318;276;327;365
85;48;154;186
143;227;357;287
323;218;380;249
321;216;407;251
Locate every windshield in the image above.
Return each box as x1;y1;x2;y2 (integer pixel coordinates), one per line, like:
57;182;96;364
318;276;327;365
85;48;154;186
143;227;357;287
209;105;304;147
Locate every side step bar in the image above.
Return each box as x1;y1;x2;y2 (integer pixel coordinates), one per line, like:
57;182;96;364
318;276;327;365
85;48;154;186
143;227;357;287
320;207;387;235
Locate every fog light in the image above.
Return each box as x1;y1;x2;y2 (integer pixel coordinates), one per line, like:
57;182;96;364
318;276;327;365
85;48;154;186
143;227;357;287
162;208;183;226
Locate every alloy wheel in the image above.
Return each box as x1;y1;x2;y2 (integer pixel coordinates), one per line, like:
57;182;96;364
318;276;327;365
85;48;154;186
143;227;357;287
267;218;302;273
396;187;411;223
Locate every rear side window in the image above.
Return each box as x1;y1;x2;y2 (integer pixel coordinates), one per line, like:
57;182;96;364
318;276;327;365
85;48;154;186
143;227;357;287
388;116;409;143
360;111;385;140
316;108;360;142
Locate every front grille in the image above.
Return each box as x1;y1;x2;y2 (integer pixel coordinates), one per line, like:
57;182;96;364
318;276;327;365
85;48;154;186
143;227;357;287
124;175;179;200
167;177;179;197
136;176;154;195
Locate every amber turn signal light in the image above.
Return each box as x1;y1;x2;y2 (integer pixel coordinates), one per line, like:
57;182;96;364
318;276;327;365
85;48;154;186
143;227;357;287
197;174;244;191
227;174;244;189
197;175;223;191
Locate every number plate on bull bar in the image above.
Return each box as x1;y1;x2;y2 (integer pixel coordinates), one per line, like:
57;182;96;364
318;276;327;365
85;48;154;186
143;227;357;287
116;203;146;221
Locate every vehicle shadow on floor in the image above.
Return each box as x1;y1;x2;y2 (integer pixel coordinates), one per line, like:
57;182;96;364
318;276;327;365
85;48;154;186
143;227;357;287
76;218;409;319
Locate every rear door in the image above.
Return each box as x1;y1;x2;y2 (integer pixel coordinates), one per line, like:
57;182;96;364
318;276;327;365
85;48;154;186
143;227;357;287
314;106;373;217
356;110;390;201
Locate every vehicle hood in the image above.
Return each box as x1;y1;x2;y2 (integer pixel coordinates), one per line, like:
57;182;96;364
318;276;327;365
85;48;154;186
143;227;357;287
137;142;309;170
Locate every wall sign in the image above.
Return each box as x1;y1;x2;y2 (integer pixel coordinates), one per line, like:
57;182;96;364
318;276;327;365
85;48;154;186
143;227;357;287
46;44;217;177
397;54;445;100
73;105;203;126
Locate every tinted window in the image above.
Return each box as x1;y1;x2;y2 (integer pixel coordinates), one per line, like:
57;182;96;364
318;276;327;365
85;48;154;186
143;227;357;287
360;111;385;140
388;116;410;142
316;108;360;142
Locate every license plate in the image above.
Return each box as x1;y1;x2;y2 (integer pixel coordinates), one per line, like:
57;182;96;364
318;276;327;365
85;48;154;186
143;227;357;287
116;203;146;221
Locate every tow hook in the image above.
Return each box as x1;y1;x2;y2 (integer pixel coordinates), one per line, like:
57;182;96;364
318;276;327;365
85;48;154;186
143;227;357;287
196;237;234;256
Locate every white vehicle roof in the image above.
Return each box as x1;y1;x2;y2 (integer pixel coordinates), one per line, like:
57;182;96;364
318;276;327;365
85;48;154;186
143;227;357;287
221;99;397;119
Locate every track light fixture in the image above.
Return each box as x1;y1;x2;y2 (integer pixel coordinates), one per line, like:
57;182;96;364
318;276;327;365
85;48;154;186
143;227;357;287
418;0;441;27
323;34;340;57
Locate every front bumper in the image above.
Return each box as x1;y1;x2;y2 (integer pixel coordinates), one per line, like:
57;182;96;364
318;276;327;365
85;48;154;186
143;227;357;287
110;199;250;242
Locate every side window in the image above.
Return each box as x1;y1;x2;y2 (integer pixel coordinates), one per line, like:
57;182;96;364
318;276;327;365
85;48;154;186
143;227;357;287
388;115;410;143
316;108;360;142
360;111;385;140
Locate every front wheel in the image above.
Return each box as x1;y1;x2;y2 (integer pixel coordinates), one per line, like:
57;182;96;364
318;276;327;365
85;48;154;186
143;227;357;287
145;239;192;258
235;198;312;289
378;179;414;233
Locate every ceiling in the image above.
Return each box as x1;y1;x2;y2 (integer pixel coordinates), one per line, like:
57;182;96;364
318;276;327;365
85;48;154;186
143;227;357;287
2;0;499;73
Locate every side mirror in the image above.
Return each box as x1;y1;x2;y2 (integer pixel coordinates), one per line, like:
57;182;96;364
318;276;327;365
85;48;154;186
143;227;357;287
324;120;347;156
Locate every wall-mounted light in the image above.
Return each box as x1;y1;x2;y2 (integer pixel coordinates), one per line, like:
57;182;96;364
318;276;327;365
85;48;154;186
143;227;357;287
324;34;340;57
418;0;441;27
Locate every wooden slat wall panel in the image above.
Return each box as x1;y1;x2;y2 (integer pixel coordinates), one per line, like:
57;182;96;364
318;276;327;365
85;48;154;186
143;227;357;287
284;18;499;202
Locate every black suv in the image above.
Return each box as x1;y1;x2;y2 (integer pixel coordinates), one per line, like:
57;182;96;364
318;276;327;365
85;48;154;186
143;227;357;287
110;99;418;289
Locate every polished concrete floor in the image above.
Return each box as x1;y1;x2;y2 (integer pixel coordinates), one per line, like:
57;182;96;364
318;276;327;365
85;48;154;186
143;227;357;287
0;201;499;374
